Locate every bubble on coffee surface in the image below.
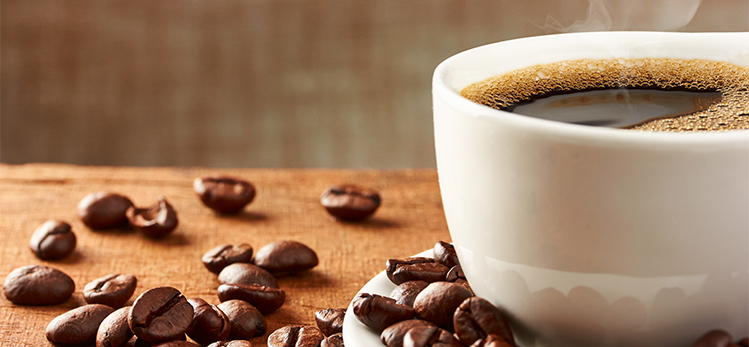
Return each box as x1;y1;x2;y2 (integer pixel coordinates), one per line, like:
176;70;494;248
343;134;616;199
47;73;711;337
460;58;749;131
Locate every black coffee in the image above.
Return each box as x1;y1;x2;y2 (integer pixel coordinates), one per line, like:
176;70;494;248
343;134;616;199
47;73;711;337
460;58;749;131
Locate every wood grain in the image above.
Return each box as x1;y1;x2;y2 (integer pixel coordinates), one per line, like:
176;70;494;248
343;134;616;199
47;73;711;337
0;163;451;346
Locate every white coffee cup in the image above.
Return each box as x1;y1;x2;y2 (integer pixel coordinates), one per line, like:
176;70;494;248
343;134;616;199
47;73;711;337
433;31;749;347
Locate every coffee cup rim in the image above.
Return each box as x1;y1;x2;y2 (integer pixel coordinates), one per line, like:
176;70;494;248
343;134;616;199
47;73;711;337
433;31;749;146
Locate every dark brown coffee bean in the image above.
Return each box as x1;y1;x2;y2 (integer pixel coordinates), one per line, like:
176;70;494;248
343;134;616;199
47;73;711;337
84;273;138;308
403;325;461;347
433;241;459;268
78;192;134;229
186;298;231;345
314;308;346;337
46;304;115;345
386;258;450;285
207;341;254;347
254;240;319;275
126;196;179;238
194;176;256;214
218;263;278;288
320;184;381;220
380;319;437;347
738;338;749;347
453;297;514;347
202;243;254;274
268;326;324;347
217;283;285;314
29;220;77;260
218;299;266;339
322;332;344;347
152;341;200;347
390;280;429;307
134;335;186;347
693;330;734;347
413;282;473;331
128;286;194;343
445;266;466;283
3;265;75;305
469;334;514;347
352;292;414;332
97;306;134;347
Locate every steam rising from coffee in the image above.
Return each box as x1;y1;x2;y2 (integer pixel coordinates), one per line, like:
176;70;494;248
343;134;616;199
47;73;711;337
540;0;702;32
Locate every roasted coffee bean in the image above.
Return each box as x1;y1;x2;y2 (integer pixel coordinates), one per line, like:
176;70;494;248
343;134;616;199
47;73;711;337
352;292;414;332
126;196;179;238
194;176;256;214
218;263;278;288
320;184;381;220
403;325;461;347
134;335;187;347
314;308;346;337
218;299;266;339
254;240;319;275
453;297;514;347
186;298;231;345
381;319;437;347
78;192;134;229
386;258;450;285
322;332;345;347
84;273;138;308
469;334;514;347
152;341;200;347
207;340;254;347
202;243;254;274
46;304;115;345
268;326;324;347
432;241;459;268
390;280;429;307
128;286;194;342
29;220;77;260
693;330;734;347
413;282;473;331
3;265;75;305
217;283;285;314
97;306;134;347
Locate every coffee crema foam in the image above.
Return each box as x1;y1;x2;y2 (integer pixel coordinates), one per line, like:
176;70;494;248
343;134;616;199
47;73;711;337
460;58;749;131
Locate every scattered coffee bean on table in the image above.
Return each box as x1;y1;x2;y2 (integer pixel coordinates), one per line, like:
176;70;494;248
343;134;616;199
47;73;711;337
78;192;134;229
314;308;347;337
402;325;461;347
268;326;325;347
319;184;381;220
253;240;319;275
3;265;75;305
96;306;134;347
322;332;345;347
453;297;515;347
126;196;179;238
386;258;450;285
46;304;115;345
207;340;254;347
84;273;138;308
128;286;194;343
217;299;266;339
381;319;437;347
186;298;232;345
352;292;415;332
217;283;285;315
29;220;77;260
194;176;256;214
202;243;254;274
218;263;278;288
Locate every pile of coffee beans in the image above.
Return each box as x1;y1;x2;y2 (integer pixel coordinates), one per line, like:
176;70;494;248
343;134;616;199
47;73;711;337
351;241;517;347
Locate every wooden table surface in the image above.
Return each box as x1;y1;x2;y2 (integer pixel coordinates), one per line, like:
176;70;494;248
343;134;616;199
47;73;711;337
0;163;451;346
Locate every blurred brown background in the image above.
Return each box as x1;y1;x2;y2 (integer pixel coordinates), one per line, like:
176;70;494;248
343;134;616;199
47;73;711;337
2;0;748;168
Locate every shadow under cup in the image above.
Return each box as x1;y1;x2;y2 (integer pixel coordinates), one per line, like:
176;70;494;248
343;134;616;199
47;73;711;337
432;32;749;347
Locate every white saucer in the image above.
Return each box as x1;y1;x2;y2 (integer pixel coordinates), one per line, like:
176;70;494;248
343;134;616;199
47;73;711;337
342;249;434;347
